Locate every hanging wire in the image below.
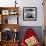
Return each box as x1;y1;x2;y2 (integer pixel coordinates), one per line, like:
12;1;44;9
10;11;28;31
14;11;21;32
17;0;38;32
15;0;17;7
15;0;23;7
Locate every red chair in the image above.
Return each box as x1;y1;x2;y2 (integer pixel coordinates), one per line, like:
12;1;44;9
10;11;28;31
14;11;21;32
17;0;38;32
21;28;41;46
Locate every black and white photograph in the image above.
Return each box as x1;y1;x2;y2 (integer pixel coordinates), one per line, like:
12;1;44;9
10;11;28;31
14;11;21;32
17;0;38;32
23;7;37;21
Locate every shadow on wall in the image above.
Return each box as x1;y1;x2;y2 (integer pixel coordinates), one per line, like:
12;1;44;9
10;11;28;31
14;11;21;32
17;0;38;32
18;26;44;44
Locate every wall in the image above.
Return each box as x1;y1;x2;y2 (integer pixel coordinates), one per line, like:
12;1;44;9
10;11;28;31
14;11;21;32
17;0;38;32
18;26;43;44
18;0;44;26
0;0;44;26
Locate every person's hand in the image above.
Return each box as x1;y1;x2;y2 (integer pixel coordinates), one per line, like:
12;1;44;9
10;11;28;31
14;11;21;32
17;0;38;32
25;36;38;46
25;38;31;46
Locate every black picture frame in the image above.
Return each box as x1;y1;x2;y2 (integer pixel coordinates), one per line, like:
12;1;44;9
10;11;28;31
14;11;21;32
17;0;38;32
23;7;37;21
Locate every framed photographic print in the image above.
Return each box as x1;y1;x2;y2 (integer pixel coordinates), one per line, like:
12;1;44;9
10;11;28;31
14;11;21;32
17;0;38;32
23;7;37;21
9;10;18;15
2;10;9;15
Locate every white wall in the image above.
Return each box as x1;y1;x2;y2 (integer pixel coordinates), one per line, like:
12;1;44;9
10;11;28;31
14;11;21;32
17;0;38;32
18;0;44;26
0;0;44;26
